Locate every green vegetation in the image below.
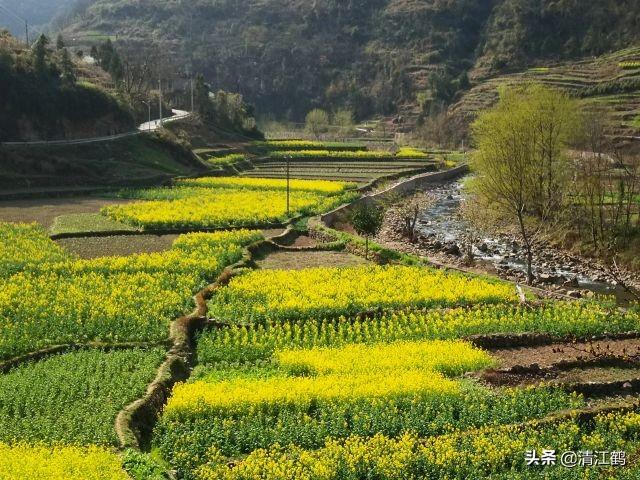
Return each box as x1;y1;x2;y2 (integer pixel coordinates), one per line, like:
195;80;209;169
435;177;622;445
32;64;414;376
0;133;207;191
197;302;636;365
0;31;133;142
103;178;358;230
470;84;580;283
208;265;516;323
349;202;384;259
0;348;165;445
62;0;640;122
0;225;262;359
50;213;139;235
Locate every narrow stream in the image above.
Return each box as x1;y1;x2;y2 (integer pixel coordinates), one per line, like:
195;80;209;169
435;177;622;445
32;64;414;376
415;178;633;301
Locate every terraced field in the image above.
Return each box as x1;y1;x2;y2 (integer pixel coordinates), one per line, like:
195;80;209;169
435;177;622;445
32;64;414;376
241;159;436;183
453;46;640;139
5;168;640;479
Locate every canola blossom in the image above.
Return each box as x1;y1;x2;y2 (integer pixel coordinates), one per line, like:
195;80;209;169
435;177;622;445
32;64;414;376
0;443;129;480
197;302;634;364
276;340;494;377
156;381;581;471
175;176;357;194
257;140;366;151
268;149;394;159
104;187;356;230
157;340;494;464
395;147;430;159
0;227;262;359
0;222;70;274
208;265;517;322
193;411;640;480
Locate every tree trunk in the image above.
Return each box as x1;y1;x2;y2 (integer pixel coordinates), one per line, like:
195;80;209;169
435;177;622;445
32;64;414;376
365;236;369;260
516;209;535;285
526;246;534;285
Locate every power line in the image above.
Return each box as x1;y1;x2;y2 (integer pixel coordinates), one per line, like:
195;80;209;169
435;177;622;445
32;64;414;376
0;1;29;44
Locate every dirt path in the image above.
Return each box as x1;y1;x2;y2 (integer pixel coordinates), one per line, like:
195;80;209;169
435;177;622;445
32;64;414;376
0;196;129;228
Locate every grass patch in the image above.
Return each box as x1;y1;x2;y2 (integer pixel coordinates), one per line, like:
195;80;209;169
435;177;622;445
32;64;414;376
50;213;139;235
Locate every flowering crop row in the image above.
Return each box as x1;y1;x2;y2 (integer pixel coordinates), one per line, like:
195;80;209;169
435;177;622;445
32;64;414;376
206;153;246;165
156;378;581;473
197;302;635;364
268;150;394;159
0;443;129;480
193;410;640;480
275;340;493;377
256;140;367;151
104;187;357;230
208;265;517;323
0;227;262;359
154;339;581;472
395;147;429;159
175;176;357;194
0;348;165;445
0;222;69;275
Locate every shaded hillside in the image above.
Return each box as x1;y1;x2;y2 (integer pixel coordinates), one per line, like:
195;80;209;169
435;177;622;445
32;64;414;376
62;0;640;123
0;133;208;192
0;31;134;141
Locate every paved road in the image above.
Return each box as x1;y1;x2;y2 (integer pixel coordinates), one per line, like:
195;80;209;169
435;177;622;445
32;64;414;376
138;109;190;132
2;110;191;147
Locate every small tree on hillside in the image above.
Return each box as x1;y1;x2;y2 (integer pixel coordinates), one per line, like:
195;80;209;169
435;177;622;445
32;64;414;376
470;84;580;284
305;108;329;139
333;109;354;135
60;48;76;85
32;34;50;76
350;202;385;260
56;34;65;51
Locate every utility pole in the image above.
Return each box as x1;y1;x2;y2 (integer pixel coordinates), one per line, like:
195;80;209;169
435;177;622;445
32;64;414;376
286;155;291;215
0;3;30;46
190;77;194;113
158;78;163;127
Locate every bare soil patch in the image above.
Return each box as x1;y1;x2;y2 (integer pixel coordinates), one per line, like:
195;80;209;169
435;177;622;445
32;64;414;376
257;250;370;270
490;338;640;370
0;196;129;228
56;235;179;259
288;235;319;248
480;338;640;389
261;228;287;239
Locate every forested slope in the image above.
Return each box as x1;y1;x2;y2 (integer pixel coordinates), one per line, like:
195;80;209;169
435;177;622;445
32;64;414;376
61;0;640;122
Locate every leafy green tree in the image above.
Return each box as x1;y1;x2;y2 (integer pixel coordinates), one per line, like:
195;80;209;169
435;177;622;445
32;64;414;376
194;74;214;119
470;84;580;284
60;48;76;86
32;34;50;76
333;109;354;135
305;108;329;139
56;34;65;51
350;202;385;260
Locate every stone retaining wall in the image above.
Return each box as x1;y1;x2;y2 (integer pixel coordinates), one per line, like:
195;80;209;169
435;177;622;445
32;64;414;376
321;164;469;228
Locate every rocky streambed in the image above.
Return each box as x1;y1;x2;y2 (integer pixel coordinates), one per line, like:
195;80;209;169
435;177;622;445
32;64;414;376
376;178;639;302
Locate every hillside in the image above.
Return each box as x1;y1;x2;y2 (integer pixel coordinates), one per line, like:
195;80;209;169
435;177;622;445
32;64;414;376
0;0;77;38
451;46;640;141
61;0;640;124
0;31;134;141
0;133;209;193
